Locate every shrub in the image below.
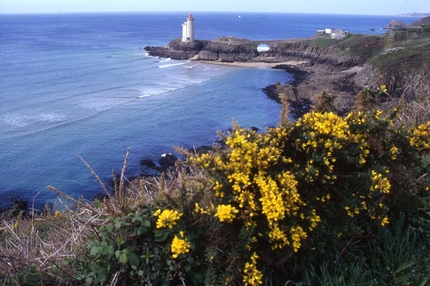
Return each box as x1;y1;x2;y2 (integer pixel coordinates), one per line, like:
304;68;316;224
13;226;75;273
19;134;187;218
1;88;429;285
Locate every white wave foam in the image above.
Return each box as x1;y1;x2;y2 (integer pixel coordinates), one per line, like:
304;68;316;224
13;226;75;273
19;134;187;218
159;58;171;63
81;97;132;111
3;112;66;127
183;65;195;69
158;60;190;68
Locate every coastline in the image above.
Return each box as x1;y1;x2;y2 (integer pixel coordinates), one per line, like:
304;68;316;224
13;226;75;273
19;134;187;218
196;59;309;69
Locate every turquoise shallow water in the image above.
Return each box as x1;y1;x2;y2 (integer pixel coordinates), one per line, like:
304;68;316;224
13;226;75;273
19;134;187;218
0;12;417;209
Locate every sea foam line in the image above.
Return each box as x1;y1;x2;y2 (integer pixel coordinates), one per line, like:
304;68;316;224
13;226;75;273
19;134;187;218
158;60;190;68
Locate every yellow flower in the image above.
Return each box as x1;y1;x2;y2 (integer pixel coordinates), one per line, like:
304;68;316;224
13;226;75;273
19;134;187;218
171;231;190;259
370;170;391;194
214;204;239;223
268;224;289;249
390;146;399;160
409;121;430;151
155;209;182;229
290;226;307;252
242;252;263;286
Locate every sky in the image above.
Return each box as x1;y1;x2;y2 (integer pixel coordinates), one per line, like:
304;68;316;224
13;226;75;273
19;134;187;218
0;0;429;15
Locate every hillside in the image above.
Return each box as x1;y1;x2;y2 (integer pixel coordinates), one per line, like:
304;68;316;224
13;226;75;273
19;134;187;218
145;20;430;114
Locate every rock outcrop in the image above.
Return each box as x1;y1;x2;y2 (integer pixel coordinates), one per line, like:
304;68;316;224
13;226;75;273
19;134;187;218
0;199;27;221
145;38;360;69
383;20;407;30
146;29;429;115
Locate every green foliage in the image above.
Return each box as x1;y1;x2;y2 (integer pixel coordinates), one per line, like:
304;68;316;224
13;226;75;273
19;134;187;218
310;37;338;48
335;35;385;61
291;214;430;285
371;44;430;73
75;205;179;285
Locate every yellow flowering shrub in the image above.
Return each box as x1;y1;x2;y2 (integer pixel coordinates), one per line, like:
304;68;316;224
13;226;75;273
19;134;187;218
154;209;182;229
78;89;430;286
214;204;239;223
409;121;430;151
242;252;263;286
188;106;430;276
171;231;190;259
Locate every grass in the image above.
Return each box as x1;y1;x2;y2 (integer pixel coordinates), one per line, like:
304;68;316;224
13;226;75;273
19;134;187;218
309;37;339;48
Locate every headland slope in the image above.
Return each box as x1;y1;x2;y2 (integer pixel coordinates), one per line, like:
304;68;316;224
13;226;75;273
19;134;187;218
146;18;430;114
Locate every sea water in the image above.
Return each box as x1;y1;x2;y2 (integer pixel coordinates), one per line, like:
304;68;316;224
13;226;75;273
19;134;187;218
0;12;417;209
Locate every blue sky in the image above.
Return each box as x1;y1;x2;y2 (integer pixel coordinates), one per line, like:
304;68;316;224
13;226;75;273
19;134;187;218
1;0;429;15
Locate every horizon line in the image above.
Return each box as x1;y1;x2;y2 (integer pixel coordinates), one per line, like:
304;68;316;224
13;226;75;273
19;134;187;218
1;10;426;17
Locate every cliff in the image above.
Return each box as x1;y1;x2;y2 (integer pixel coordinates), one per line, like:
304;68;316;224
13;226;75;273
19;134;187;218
145;37;360;69
145;25;430;114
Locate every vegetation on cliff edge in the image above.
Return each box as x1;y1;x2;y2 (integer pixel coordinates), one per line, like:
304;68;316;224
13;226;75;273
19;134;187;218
1;86;429;285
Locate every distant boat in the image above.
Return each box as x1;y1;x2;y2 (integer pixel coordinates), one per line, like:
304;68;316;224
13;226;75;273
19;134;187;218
238;15;241;18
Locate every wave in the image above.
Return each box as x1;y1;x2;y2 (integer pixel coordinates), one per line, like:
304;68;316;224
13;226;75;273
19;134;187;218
3;112;67;128
159;58;171;63
158;60;190;68
138;86;179;98
183;64;196;69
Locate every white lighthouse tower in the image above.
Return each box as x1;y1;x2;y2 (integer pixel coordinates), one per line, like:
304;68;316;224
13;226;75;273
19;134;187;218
181;14;194;42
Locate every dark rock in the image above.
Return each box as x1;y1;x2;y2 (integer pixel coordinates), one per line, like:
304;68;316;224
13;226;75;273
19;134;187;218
93;192;109;202
140;158;159;170
0;199;27;221
159;153;177;170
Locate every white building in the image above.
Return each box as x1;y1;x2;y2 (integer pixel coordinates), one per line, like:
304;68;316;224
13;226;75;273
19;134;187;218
330;28;347;40
182;14;195;42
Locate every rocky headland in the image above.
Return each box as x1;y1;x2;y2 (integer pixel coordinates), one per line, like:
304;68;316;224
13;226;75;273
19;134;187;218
146;17;430;114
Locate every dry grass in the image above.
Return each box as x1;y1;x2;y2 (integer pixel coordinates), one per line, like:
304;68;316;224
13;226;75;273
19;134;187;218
0;148;153;284
0;204;100;284
0;147;208;284
394;95;430;126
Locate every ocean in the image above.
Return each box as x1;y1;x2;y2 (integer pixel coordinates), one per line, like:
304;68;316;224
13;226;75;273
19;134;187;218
0;12;417;210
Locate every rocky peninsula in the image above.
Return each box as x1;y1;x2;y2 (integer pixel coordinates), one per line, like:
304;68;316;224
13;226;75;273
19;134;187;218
146;17;430;114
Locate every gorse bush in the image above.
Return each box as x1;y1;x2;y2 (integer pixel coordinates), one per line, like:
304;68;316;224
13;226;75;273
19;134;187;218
1;88;429;285
71;88;429;285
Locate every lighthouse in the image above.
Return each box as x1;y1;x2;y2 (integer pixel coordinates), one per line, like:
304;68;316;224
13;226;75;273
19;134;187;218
181;14;194;42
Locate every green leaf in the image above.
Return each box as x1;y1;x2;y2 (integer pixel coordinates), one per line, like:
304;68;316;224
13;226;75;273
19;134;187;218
90;245;103;256
105;245;115;257
154;229;169;242
136;226;148;236
129;253;140;267
115;220;122;230
142;219;151;228
116;236;125;246
185;263;192;272
115;250;121;259
118;252;128;265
